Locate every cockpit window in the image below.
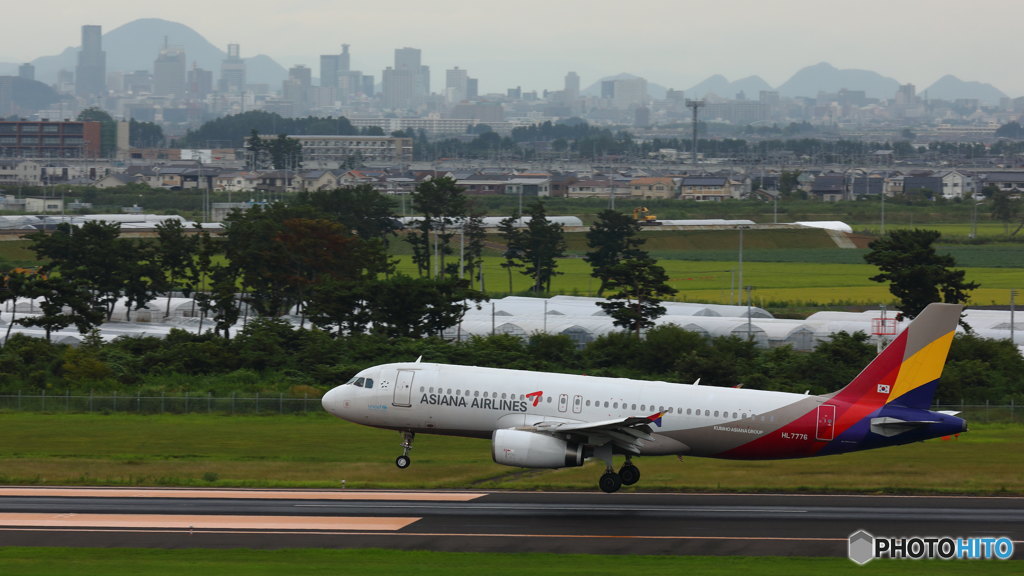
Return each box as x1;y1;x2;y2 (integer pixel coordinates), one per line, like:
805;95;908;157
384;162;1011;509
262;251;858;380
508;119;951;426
344;377;366;387
363;379;374;389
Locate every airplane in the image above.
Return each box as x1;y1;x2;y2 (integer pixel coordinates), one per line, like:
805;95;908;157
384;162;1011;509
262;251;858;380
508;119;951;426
322;302;967;493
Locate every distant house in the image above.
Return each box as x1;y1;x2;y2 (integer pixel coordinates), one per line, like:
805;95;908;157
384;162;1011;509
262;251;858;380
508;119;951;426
213;171;259;192
902;175;944;199
94;173;146;189
809;174;846;202
981;172;1024;197
629;177;676;199
679;176;737;201
506;177;551;199
936;170;976;199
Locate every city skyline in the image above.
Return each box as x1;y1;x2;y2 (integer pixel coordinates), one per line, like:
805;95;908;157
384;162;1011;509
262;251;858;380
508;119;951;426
2;0;1023;97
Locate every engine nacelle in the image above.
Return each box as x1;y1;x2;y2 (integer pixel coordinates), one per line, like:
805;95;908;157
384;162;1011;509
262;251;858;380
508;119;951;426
491;429;584;469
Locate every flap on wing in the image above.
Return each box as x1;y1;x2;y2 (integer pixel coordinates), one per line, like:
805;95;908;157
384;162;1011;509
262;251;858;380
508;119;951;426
531;412;665;453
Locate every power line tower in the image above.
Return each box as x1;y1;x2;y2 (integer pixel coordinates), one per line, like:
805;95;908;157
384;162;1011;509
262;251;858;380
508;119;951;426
685;99;705;165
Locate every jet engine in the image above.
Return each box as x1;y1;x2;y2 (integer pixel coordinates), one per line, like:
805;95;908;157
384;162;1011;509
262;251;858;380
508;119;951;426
491;429;584;468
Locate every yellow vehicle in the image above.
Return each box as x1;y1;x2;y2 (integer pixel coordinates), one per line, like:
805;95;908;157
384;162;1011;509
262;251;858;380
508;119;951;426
632;206;661;225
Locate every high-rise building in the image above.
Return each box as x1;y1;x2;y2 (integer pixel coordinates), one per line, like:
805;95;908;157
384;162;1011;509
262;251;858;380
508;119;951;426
18;63;35;81
446;67;469;104
220;43;246;94
393;47;429;99
283;65;313;115
564;71;580;101
382;66;416;110
320;54;340;91
319;54;340;107
188;66;213;98
75;25;106;98
153;43;187;97
340;44;351;74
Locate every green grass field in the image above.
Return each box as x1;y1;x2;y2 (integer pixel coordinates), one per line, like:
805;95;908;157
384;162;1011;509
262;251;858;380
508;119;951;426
1;413;1020;494
1;548;1019;576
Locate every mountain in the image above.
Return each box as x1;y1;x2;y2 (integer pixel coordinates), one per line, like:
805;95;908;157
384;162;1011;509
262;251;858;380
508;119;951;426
776;62;901;100
922;75;1006;105
686;74;773;100
0;76;63;116
24;18;286;88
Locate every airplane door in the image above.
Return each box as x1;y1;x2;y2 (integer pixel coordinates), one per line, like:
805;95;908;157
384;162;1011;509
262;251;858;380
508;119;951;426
393;370;415;407
558;393;568;413
815;404;836;441
572;395;583;414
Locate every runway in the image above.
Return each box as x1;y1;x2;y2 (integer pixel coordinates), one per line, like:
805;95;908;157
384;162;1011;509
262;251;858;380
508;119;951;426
0;487;1022;557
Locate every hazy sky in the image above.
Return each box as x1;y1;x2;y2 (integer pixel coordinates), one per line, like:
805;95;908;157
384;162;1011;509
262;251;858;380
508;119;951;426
3;0;1023;97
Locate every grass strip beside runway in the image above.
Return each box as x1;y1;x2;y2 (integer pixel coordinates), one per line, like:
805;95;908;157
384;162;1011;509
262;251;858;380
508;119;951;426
0;414;1021;494
0;548;1019;575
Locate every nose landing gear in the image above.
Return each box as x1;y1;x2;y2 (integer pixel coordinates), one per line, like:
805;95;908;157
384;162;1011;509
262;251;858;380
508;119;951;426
395;431;414;469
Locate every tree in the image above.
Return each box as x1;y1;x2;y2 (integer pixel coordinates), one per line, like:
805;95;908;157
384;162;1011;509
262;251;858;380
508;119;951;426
77;107;116;157
16;275;104;341
23;221;144;321
515;201;566;294
129;119;164;148
365;275;486;338
497;213;524;294
584;209;647;296
267;134;303;170
406;177;467;279
864;229;979;320
462;211;487;290
154;218;199;317
990;191;1022;236
595;256;677;337
297;185;400;244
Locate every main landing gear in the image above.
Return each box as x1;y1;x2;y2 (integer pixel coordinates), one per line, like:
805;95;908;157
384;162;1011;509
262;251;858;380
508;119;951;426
595;447;642;493
395;431;414;469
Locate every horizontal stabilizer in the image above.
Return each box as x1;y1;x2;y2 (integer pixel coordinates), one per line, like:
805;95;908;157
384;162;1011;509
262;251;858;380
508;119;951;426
870;416;940;437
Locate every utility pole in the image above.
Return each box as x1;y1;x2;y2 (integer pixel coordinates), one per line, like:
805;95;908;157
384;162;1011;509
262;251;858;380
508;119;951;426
685;99;705;166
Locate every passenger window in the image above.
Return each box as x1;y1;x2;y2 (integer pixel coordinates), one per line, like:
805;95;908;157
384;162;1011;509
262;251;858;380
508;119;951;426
714;410;720;417
604;402;609;408
686;408;692;415
631;404;637;411
705;410;710;416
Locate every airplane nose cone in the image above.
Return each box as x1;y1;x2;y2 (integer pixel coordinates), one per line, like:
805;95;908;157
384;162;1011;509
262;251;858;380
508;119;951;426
322;386;346;416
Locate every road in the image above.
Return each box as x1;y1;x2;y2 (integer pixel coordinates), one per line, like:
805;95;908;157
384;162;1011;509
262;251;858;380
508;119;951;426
0;487;1021;557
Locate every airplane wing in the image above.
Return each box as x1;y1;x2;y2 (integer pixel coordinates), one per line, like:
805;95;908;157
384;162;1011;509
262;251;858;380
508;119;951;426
529;412;665;454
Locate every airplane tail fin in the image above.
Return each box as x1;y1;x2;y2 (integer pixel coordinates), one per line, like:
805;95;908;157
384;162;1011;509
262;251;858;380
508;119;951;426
830;303;962;411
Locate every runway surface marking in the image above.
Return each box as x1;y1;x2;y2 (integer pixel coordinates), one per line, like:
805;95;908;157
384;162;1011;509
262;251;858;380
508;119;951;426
0;488;483;501
0;513;420;531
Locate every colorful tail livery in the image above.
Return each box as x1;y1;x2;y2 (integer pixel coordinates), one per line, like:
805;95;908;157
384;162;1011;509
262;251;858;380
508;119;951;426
323;303;966;492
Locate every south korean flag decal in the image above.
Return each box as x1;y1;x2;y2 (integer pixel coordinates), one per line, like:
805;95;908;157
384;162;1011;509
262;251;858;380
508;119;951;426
876;384;891;394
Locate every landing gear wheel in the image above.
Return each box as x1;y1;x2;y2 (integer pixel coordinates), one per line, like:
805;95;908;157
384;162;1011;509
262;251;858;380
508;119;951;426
599;472;623;493
619;464;640;486
395;431;415;469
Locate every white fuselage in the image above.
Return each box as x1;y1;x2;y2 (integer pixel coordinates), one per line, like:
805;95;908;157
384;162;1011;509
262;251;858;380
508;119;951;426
322;362;811;457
